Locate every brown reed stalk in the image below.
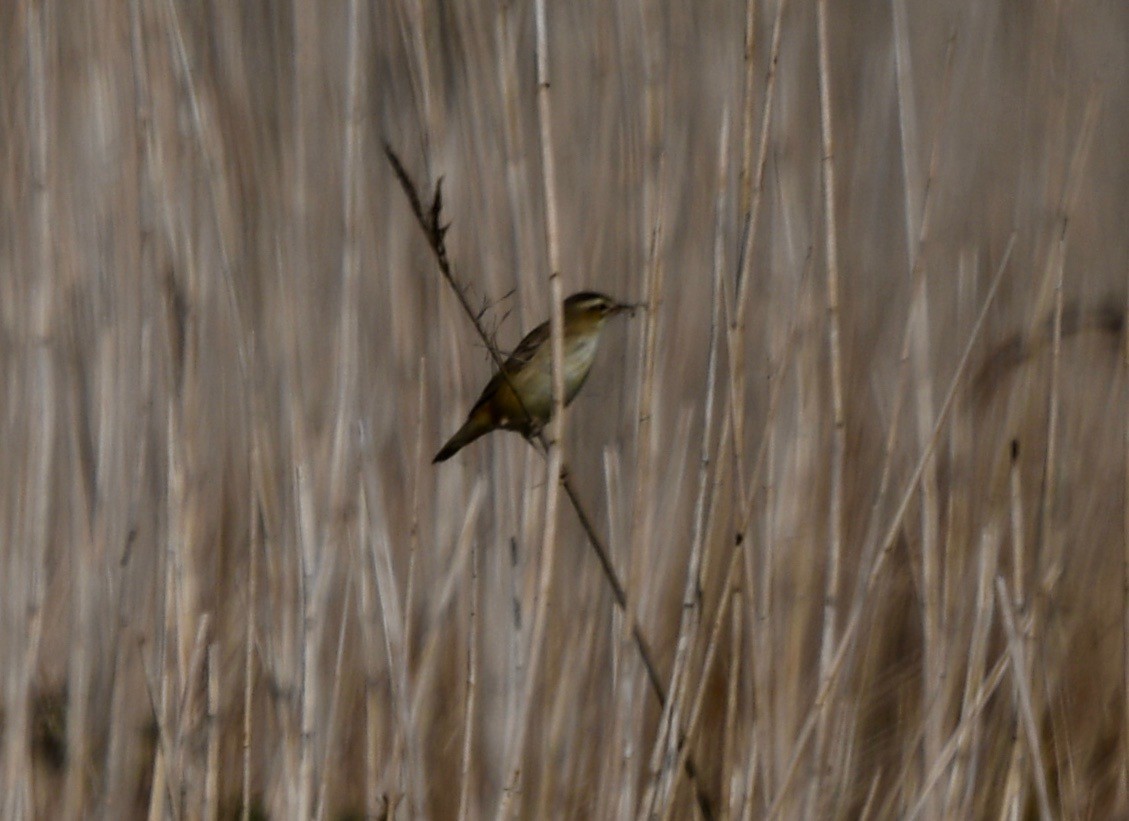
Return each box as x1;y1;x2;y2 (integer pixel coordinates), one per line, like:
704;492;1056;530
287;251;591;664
811;1;847;812
360;465;421;816
906;654;1010;821
457;541;480;821
942;515;1005;815
1124;280;1129;799
205;643;219;821
499;0;568;809
314;584;352;821
644;109;728;818
995;578;1053;819
768;236;1016;819
620;103;667;821
891;3;945;808
4;2;55;817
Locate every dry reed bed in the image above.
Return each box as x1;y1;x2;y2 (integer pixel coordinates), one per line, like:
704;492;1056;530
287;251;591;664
1;1;1127;818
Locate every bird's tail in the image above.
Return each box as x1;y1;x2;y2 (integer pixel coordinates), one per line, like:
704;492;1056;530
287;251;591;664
433;409;492;462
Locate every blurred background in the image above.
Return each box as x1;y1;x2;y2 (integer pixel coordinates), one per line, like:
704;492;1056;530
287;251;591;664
1;0;1127;817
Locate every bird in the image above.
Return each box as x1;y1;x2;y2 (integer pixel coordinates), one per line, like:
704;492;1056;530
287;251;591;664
433;291;635;462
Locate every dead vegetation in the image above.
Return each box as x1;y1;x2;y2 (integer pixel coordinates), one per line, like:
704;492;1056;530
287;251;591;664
1;1;1128;818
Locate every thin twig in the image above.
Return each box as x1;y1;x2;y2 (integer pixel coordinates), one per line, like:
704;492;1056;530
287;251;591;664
383;145;672;705
384;137;713;818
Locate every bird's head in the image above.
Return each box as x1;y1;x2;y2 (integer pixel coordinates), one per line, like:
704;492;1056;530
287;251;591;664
563;292;637;329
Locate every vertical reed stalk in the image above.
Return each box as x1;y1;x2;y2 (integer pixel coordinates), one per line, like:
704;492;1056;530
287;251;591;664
812;1;846;811
498;1;566;813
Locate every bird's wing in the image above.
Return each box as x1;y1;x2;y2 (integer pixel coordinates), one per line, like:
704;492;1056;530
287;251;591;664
466;318;549;413
502;318;550;371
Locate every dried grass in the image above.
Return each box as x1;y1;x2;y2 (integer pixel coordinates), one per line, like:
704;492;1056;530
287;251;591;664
1;1;1128;818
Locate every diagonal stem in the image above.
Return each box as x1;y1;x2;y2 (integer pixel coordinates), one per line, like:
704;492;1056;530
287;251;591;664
384;143;711;818
385;142;669;701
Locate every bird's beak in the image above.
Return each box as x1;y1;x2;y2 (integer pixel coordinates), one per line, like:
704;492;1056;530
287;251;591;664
614;301;641;317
